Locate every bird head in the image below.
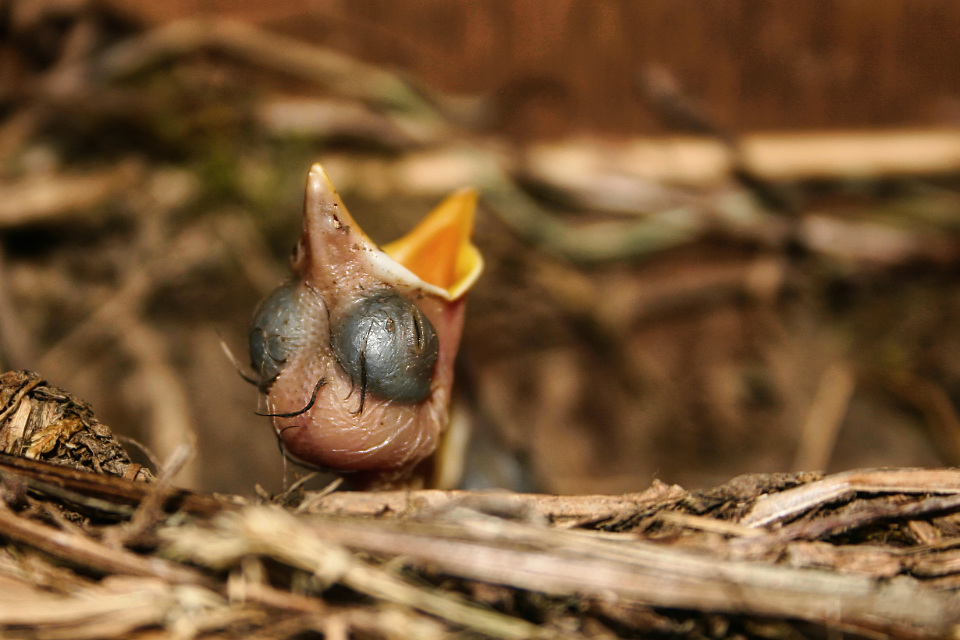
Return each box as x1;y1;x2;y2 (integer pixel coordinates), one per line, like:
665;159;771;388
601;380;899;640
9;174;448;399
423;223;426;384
249;164;482;487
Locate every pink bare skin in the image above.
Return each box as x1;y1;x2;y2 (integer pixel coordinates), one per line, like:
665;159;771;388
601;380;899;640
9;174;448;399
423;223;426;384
256;166;471;488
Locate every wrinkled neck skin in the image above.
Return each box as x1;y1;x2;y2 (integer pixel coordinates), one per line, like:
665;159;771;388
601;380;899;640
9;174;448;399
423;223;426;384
263;173;467;489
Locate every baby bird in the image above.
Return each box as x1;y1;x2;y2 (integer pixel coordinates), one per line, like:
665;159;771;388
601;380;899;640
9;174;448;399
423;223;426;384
249;164;482;488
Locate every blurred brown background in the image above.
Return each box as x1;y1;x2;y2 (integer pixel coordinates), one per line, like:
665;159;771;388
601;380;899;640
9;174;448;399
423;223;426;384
102;0;960;136
3;0;960;495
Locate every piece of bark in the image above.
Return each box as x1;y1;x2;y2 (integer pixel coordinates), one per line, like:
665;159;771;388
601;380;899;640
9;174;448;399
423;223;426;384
0;371;153;481
300;480;687;529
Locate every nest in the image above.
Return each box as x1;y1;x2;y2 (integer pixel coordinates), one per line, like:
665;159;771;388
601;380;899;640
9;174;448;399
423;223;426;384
0;371;957;640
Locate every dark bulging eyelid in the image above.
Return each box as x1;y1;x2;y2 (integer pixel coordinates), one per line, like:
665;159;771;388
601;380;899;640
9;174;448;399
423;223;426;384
331;290;439;404
249;281;315;390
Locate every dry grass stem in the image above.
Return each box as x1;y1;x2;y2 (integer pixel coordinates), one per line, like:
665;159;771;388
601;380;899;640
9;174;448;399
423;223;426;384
0;162;145;228
98;19;439;121
792;362;856;471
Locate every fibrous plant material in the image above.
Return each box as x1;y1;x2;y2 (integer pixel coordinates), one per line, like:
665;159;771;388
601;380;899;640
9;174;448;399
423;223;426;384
1;380;960;639
0;370;153;481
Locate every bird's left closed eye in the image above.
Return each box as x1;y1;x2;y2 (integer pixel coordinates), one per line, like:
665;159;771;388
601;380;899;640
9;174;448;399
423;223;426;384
330;290;439;407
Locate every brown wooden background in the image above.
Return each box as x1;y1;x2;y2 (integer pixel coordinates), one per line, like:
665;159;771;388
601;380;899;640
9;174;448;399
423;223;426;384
104;0;960;139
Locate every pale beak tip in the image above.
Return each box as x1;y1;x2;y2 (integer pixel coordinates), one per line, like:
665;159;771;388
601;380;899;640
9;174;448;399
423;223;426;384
307;163;338;199
302;163;483;301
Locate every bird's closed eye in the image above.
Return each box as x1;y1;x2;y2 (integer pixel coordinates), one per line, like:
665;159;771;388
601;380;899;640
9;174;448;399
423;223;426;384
249;281;314;390
331;290;439;405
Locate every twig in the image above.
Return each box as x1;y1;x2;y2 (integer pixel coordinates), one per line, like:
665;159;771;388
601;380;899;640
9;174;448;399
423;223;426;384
217;333;260;388
638;63;795;212
742;468;960;528
293;477;342;513
162;507;567;640
0;501;209;585
98;19;440;120
524;130;960;187
655;511;764;538
798;214;960;266
0;453;227;517
301;480;686;528
771;493;960;543
481;164;705;263
257;97;437;149
107;442;196;548
0;577;222;634
119;323;199;488
303;508;960;638
2;471;134;519
0;161;145;228
0;247;37;371
114;434;162;474
792;362;856;472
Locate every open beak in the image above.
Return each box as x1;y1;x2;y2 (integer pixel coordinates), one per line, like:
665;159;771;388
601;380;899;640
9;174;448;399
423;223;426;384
295;164;482;302
249;164;482;488
381;187;483;301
